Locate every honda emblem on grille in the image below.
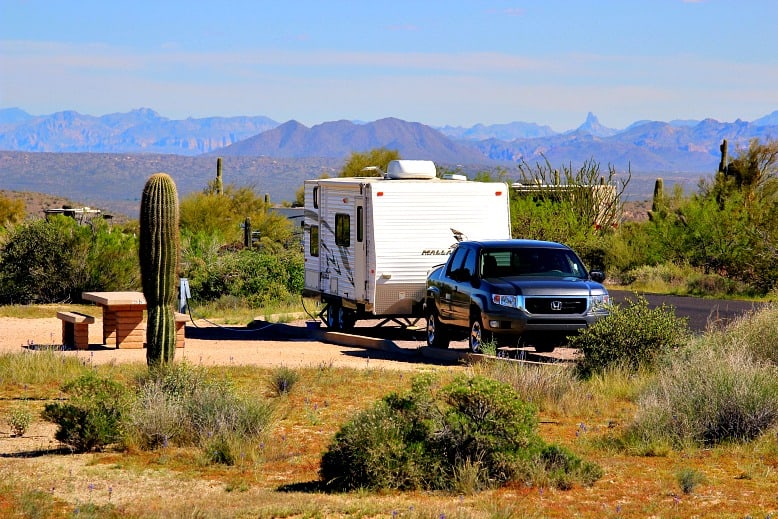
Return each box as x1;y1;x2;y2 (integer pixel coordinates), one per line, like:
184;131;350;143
550;300;563;311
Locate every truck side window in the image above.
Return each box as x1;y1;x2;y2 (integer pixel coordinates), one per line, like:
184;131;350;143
446;247;466;277
447;247;473;281
310;225;319;257
463;248;477;279
335;213;350;247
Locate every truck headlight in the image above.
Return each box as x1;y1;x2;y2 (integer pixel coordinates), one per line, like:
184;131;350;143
589;294;610;312
492;294;524;310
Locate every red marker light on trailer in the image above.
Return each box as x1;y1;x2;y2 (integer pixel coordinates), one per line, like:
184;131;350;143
377;192;384;197
495;191;502;196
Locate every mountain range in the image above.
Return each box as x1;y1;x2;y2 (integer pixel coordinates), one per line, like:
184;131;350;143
3;107;778;170
1;107;777;216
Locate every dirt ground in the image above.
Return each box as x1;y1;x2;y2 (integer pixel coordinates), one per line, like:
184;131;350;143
0;315;453;371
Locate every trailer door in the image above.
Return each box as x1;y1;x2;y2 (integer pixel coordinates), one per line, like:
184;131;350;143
353;199;367;301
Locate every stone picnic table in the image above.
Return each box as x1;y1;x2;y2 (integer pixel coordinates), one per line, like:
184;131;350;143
82;291;147;349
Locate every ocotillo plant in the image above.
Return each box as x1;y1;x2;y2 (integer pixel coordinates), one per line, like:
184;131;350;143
139;173;180;367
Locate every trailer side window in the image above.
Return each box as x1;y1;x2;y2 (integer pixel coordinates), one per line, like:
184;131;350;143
309;225;319;257
312;187;319;209
357;206;364;242
335;213;350;247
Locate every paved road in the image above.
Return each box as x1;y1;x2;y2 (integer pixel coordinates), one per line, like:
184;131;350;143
609;290;765;333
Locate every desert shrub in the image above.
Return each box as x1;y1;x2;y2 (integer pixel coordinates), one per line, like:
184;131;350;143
125;363;273;461
0;216;139;304
268;365;299;395
84;219;140;292
626;341;778;448
676;467;706;494
42;372;131;452
437;375;545;486
179;185;294;245
320;374;443;491
7;405;32;436
0;216;87;303
319;374;601;492
473;359;580;412
571;295;690;377
705;304;778;365
528;444;604;490
0;194;25;229
185;247;303;308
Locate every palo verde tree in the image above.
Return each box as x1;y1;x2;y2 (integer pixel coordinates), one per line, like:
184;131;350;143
180;184;293;246
139;173;180;368
0;194;25;230
339;147;401;177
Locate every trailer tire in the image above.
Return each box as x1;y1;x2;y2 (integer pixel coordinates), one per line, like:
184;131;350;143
426;306;450;349
326;303;341;331
340;308;356;332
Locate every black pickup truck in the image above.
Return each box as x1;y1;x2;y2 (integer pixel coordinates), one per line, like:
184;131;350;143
424;239;610;352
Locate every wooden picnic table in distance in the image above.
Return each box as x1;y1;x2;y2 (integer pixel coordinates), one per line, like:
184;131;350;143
82;291;147;349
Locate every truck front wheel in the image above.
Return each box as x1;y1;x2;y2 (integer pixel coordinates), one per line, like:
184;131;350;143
469;315;493;353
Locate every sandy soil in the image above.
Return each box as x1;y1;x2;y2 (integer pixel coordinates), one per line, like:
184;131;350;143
0;315;445;371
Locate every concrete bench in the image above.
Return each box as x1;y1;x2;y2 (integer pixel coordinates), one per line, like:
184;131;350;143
175;312;188;348
56;311;96;350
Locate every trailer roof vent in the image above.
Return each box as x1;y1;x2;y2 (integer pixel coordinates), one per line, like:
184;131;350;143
386;160;437;180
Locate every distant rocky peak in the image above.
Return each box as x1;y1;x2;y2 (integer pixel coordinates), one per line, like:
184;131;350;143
576;112;618;137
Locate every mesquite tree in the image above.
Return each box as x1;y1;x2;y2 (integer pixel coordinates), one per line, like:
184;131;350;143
139;173;180;367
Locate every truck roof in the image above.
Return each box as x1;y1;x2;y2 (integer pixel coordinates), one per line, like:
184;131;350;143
456;239;571;250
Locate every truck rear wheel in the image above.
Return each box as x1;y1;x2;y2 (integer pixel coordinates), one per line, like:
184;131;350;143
426;306;450;349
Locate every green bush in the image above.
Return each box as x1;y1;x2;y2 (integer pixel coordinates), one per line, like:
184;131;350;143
0;216;139;304
626;341;778;448
186;247;303;308
571;295;690;377
319;374;601;492
42;372;131;452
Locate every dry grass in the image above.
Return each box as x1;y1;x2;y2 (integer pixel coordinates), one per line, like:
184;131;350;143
0;356;776;517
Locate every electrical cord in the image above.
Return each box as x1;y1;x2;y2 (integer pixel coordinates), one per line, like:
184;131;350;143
181;292;276;333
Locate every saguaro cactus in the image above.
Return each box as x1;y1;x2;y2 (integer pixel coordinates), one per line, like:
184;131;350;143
139;173;180;367
216;157;224;195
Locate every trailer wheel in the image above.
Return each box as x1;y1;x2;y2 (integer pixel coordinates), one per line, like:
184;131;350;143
426;306;450;349
326;303;342;331
340;308;356;331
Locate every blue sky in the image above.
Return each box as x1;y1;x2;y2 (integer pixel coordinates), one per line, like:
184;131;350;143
1;0;776;131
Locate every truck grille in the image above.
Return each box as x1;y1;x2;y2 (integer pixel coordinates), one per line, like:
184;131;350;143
526;297;587;314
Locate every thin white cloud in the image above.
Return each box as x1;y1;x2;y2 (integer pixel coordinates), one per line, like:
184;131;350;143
1;39;775;128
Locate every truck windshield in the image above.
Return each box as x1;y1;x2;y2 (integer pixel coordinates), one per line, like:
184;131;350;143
480;247;587;279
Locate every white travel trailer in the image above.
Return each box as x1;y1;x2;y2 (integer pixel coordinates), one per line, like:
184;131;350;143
303;160;511;330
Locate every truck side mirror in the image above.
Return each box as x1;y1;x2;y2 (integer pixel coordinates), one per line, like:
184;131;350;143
590;270;606;283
